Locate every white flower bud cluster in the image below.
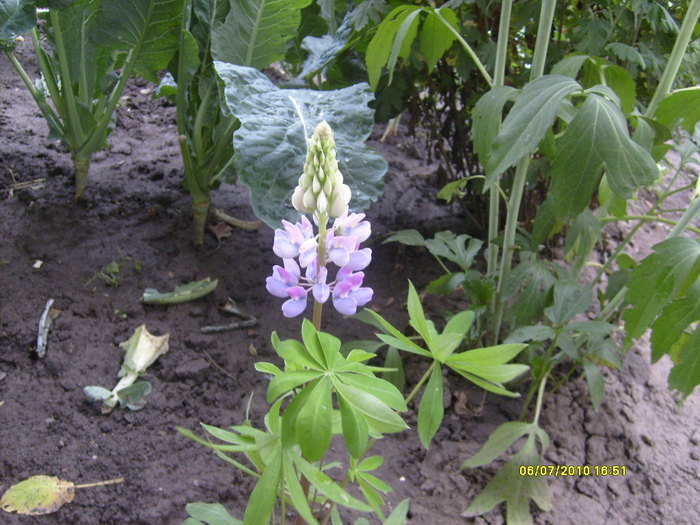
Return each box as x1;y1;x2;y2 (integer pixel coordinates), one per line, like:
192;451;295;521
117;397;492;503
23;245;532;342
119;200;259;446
292;121;351;220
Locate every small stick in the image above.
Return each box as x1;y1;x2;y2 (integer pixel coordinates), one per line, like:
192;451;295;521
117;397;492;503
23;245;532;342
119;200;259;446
200;318;258;334
37;299;60;358
74;478;125;489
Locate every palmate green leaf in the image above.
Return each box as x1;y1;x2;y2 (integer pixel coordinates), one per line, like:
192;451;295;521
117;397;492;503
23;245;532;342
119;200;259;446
184;502;242;525
266;370;323;402
544;281;592;327
583;360;605;411
654;87;700;134
473;86;518;170
348;0;386;31
624;238;700;341
384;498;410;525
243;448;282;525
0;0;36;41
650;283;700;362
339;395;368;458
485;75;582;185
334;382;408;434
215;62;387;227
419;7;458;74
463;434;551;524
282;454;318;525
504;325;556;344
407;280;431;344
211;0;312;69
337;373;406;412
293;456;373;512
462;421;532;468
668;328;700;398
272;332;324;370
95;0;182;83
417;364;444;448
502;257;557;328
295;377;333;461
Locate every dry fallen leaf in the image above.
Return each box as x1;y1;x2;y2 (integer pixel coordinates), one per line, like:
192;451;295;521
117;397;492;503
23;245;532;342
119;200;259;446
1;476;75;515
209;221;233;243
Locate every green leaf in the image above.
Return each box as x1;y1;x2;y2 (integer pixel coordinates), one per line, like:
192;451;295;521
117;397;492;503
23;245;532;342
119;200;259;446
544;282;592;327
338;395;369;458
624;238;700;341
348;0;387;31
383;346;405;391
115;381;152;410
550;53;589;78
140;278;218;304
267;370;323;402
425;231;483;270
420;8;457;74
564;209;601;273
462;421;532;468
602;64;636;114
211;0;312;68
365;5;421;89
295;378;333;461
502;257;557;327
384;498;410;525
417;364;444;448
651;284;700;362
463;435;551;523
243;448;282;525
184;502;242;525
472;86;518;170
449;368;521;398
297;17;351;79
335;382;408;434
293;456;373;512
504;326;555;344
95;0;182;83
485;75;581;184
365;309;431;357
83;385;113;402
215;63;387;227
654;87;700;134
384;6;421;85
444;310;475;336
406;280;431;345
668;328;700;398
0;0;36;41
583;361;605;411
605;42;646;69
383;229;426;246
449;343;527;365
337;373;406;412
282;453;319;525
431;332;464;362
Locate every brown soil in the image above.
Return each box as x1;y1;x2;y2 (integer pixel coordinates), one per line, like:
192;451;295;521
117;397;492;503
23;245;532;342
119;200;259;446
1;44;699;525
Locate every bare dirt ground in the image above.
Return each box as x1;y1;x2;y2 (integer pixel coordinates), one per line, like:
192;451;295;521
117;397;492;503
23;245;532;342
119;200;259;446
1;44;699;525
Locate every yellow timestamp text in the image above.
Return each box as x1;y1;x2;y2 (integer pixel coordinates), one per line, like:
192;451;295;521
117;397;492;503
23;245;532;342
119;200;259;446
518;465;628;477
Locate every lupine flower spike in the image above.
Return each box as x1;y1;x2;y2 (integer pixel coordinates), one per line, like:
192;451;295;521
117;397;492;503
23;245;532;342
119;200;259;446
267;121;373;318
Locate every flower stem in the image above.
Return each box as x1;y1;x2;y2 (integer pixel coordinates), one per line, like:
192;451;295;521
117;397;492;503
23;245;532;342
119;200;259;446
312;213;329;330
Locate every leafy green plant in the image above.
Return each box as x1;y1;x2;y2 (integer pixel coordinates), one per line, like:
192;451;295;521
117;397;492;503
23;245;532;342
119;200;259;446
1;0;181;198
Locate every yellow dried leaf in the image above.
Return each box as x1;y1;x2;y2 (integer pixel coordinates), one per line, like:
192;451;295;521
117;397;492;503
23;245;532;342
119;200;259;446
1;475;75;515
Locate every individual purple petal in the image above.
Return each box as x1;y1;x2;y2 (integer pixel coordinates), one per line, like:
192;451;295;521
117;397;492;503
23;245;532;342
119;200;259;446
352;287;373;307
335;265;353;283
333;296;358;315
266;276;289;298
283;258;301;278
282;286;308;317
347;248;372;271
346;220;371;243
327;235;356;267
298;237;319;268
312;283;330;303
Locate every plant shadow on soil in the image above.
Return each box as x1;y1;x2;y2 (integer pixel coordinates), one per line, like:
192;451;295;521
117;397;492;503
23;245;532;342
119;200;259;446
1;47;700;525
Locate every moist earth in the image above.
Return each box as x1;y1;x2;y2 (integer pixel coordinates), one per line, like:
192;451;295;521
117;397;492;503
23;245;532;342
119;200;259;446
1;45;699;525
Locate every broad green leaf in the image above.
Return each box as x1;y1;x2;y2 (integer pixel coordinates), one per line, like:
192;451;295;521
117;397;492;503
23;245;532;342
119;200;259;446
385;5;421;85
83;385;112;402
115;381;152;410
502;257;557;328
335;382;408;434
254;362;282;376
583;361;605;411
95;0;182;83
211;0;312;68
243;448;282;525
348;0;386;30
504;326;555;344
282;454;319;525
486;75;581;184
0;475;75;515
463;435;551;523
564;209;601;273
424;231;483;270
431;332;464;362
0;0;36;41
337;373;406;411
384;498;410;525
215;63;386;227
407;280;431;345
293;456;373;512
566;321;618;338
444;310;475;337
140;277;218;304
339;395;369;458
473;86;518;169
184;502;242;525
668;328;700;398
417;364;444;448
383;229;426;246
296;377;333;461
650;284;700;362
605;42;646;69
449;343;527;365
544;282;592;327
420;8;458;74
383;346;405;391
654;87;700;134
358;455;383;472
550;53;589;78
462;421;532;468
624;238;700;340
602;64;636;114
272;334;324;370
365;5;421;89
297;17;351;79
266;370;323;402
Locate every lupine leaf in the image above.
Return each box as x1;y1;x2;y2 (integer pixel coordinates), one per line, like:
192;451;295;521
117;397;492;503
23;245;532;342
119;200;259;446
417;364;444;448
242;448;282;525
184;502;242;525
462;422;532;468
215;63;386;227
334;382;408;434
293;456;373;512
339;395;368;458
296;377;333;461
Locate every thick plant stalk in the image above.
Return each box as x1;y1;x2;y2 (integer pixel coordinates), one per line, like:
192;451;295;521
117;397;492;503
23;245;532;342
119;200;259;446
645;0;700;118
72;155;91;200
492;0;558;342
191;192;211;245
486;0;513;284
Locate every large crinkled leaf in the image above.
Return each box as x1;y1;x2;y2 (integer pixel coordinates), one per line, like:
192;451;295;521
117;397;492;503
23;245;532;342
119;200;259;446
93;0;182;83
211;0;313;69
0;0;36;42
296;16;351;80
485;75;581;185
215;62;387;226
654;87;700;134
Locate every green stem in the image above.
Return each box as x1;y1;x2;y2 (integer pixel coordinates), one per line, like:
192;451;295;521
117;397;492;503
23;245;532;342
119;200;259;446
313;213;329;330
72;154;90;200
531;372;549;427
645;0;700;118
405;361;436;406
191;190;211;245
599;215;700;234
668;195;700;238
434;9;493;88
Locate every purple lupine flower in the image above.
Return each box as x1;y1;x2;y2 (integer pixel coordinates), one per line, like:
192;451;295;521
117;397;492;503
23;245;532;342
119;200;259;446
332;267;373;315
273;217;315;259
266;259;301;297
282;286;308;318
333;213;371;243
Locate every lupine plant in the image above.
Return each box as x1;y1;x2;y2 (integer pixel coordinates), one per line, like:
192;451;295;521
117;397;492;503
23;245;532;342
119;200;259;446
180;120;527;524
